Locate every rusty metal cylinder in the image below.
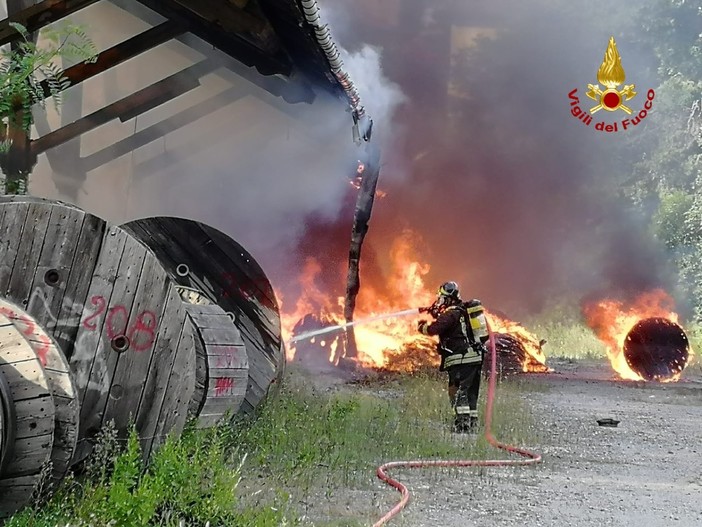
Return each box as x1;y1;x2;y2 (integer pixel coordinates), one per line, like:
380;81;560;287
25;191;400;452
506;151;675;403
623;317;690;381
0;197;285;519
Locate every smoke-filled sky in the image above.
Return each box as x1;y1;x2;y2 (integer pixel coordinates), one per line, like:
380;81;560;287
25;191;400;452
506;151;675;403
25;0;685;319
288;0;680;317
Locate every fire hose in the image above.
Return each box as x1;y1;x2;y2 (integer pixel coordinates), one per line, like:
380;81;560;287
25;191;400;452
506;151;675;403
372;325;543;526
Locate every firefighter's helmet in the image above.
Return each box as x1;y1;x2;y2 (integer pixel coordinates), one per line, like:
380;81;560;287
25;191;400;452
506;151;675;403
436;281;461;309
438;281;460;299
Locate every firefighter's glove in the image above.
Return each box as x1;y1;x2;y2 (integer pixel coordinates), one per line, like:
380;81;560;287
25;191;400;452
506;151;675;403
417;320;429;335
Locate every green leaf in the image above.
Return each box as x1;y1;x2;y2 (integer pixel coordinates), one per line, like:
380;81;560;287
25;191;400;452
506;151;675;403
8;22;28;39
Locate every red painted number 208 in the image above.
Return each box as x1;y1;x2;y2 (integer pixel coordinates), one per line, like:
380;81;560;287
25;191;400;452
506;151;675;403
82;295;158;352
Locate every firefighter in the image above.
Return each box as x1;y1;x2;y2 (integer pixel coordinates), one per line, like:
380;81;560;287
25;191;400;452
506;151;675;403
418;281;489;433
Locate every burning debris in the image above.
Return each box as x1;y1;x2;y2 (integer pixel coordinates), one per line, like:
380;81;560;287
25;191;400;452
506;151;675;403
623;317;690;382
291;313;347;368
583;289;694;382
486;310;550;374
281;228;551;376
485;332;550;377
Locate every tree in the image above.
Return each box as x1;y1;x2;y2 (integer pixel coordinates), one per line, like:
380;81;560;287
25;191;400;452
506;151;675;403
632;0;702;317
0;22;96;194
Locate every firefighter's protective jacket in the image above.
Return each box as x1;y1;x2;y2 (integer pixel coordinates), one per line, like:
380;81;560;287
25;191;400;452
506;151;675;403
419;304;486;371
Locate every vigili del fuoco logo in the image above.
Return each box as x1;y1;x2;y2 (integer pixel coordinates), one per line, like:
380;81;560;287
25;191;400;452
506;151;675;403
569;36;655;132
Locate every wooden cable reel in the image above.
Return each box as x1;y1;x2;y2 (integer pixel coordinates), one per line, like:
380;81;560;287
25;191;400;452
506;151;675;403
0;197;285;519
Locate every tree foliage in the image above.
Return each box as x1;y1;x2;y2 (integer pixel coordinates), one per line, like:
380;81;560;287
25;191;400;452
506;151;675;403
635;0;702;317
0;22;97;194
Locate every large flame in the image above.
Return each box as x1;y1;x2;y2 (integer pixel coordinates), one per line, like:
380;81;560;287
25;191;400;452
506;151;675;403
279;229;548;373
582;289;693;381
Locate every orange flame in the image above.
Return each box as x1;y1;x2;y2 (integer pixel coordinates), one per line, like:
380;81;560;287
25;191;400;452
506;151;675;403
485;310;550;372
582;289;693;381
279;229;548;373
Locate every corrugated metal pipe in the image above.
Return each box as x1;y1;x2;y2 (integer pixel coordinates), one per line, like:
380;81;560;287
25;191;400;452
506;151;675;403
298;0;372;141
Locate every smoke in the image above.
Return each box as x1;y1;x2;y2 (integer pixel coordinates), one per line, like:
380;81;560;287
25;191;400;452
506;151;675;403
26;0;679;323
289;0;678;317
337;44;407;148
26;1;405;299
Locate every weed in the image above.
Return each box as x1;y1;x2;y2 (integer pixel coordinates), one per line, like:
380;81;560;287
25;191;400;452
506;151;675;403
7;366;537;527
230;365;537;525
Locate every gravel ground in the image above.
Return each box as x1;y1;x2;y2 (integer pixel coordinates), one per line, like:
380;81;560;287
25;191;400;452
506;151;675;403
379;360;702;527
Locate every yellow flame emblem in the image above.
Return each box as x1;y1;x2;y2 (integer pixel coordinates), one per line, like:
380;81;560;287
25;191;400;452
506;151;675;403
586;37;637;114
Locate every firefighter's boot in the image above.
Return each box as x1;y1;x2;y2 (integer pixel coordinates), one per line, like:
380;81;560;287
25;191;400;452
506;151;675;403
453;406;476;433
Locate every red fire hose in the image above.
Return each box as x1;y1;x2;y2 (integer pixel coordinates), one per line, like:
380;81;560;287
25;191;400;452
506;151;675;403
372;326;543;526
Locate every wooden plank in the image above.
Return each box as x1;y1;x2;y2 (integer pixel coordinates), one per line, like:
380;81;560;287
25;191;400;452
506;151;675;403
0;202;30;294
33;340;78;482
199;327;245;346
104;253;170;436
0;479;33;516
25;205;84;336
132;0;290;76
69;227;127;399
2;432;53;477
200;223;280;310
77;234;146;442
205;344;248;369
0;326;28;357
0;0;100;47
13;396;54;439
31;60;215;155
38;20;184;100
0;360;50;401
187;307;248;425
147;318;196;458
135;286;188;457
186;310;238;330
5;202;52;305
53;213;105;359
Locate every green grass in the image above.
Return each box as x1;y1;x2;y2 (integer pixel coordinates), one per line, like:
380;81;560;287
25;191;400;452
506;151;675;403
8;366;539;527
530;320;607;360
229;366;537;525
7;424;295;527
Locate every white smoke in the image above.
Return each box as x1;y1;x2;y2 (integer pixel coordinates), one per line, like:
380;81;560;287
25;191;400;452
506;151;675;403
337;43;407;146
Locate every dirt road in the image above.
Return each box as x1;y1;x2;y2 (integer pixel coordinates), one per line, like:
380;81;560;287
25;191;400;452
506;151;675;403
389;360;702;527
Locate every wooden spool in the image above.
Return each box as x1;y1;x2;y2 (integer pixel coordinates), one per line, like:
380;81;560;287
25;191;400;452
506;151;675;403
121;217;285;415
185;303;249;428
0;303;80;519
0;197;197;463
0;197;286;517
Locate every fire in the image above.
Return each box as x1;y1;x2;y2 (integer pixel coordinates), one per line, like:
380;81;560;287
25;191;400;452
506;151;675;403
582;289;693;381
279;229;549;374
485;310;549;372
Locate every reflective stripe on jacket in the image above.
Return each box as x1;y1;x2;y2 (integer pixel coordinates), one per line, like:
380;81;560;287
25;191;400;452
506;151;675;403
442;345;483;368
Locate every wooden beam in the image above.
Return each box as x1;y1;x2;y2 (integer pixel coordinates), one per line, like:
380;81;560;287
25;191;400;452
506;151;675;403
0;0;100;47
31;60;216;155
132;0;291;76
171;0;266;36
80;85;247;172
38;20;186;100
108;0;315;104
